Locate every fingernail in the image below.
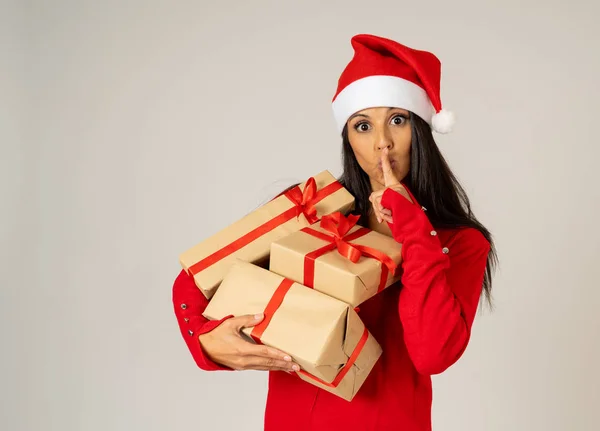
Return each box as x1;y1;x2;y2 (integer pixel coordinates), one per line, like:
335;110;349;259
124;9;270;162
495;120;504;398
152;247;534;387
284;355;292;362
254;313;263;320
292;364;300;371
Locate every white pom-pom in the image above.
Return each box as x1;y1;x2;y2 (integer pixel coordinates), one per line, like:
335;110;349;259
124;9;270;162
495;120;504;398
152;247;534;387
431;109;455;134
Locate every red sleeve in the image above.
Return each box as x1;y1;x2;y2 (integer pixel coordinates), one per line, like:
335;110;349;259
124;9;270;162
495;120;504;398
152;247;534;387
172;269;233;371
381;187;490;375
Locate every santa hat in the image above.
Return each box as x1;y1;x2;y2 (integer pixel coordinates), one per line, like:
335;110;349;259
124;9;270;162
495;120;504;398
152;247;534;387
332;34;455;135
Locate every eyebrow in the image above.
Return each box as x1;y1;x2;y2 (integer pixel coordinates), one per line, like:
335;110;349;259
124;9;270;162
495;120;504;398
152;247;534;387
348;107;407;121
349;113;369;120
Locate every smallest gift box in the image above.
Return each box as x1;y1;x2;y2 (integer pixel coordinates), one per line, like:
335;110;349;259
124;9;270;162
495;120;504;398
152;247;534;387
269;212;403;307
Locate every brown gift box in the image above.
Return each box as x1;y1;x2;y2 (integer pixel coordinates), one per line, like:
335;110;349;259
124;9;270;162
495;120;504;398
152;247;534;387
269;213;403;307
179;170;355;299
203;260;382;401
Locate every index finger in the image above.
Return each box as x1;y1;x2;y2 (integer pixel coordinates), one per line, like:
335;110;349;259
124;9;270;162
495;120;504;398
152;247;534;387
381;147;400;187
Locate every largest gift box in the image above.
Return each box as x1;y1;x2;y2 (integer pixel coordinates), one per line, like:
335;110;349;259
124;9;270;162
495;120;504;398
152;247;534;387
179;170;355;299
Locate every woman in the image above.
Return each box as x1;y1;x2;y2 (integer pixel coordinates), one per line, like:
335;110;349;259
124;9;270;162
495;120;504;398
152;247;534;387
172;34;497;431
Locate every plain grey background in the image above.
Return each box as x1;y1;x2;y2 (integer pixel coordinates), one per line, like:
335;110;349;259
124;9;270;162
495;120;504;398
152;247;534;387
2;0;600;430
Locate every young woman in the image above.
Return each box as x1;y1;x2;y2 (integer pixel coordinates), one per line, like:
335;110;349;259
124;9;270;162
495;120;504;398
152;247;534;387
172;33;497;431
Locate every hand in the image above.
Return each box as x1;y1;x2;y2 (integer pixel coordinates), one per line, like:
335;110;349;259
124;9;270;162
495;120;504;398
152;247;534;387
369;147;413;224
199;313;300;372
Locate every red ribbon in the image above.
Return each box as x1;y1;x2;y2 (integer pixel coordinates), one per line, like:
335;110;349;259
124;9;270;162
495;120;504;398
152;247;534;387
250;277;370;389
250;277;294;344
298;327;369;388
284;177;318;224
188;179;343;276
301;212;397;292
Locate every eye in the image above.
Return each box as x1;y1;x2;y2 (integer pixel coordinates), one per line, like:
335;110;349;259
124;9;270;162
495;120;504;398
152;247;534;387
390;114;408;126
354;121;372;132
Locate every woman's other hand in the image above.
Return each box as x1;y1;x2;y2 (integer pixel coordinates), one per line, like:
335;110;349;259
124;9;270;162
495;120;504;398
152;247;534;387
199;313;301;372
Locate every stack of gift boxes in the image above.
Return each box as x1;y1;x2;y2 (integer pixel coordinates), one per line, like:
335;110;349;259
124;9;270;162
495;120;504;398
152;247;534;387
179;170;403;401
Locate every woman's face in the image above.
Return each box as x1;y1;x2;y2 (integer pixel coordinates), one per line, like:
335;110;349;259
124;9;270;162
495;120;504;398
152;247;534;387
346;107;412;191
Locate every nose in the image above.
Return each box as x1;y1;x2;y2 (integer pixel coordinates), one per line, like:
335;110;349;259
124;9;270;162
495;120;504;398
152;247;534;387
375;128;394;151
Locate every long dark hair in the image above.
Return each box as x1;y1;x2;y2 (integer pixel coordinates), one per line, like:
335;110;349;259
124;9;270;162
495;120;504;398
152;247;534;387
338;112;497;307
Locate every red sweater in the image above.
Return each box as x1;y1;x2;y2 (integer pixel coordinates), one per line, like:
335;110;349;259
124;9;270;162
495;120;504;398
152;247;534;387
172;188;491;431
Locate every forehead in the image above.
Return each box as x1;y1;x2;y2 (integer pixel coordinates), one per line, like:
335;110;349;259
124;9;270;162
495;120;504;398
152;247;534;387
352;107;409;118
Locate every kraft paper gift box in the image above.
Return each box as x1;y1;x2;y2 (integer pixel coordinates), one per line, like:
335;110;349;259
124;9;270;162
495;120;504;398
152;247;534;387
179;170;355;299
269;212;403;307
203;260;382;402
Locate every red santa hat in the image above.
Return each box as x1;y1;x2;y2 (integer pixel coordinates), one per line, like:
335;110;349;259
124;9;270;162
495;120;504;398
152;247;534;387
332;34;455;135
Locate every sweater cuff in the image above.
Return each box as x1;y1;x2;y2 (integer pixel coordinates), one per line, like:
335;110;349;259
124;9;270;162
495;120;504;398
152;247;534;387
195;315;235;371
380;187;449;261
380;188;435;240
382;188;420;226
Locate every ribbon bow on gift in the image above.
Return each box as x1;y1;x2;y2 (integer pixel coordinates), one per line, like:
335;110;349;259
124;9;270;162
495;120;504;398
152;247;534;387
284;177;319;224
301;212;397;290
319;212;363;263
187;175;344;283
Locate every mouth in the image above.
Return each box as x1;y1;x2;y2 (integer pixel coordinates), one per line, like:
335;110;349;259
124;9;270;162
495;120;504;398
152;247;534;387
377;159;396;171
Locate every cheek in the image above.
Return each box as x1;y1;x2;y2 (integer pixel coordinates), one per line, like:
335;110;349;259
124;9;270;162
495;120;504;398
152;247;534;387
397;143;412;169
348;135;378;171
393;129;412;170
393;127;412;151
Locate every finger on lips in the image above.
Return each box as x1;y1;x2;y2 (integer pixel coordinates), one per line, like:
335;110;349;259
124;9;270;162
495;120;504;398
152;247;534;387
370;152;400;223
381;147;401;187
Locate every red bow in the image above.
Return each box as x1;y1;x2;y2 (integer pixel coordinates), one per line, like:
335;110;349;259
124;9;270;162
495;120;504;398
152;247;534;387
284;177;319;224
319;212;363;263
304;212;397;276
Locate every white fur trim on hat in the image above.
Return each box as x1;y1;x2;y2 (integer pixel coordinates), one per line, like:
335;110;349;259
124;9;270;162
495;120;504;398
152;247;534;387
332;75;435;134
431;109;455;134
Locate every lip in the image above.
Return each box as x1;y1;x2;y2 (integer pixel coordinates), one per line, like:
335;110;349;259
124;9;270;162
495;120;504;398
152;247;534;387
377;159;396;170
